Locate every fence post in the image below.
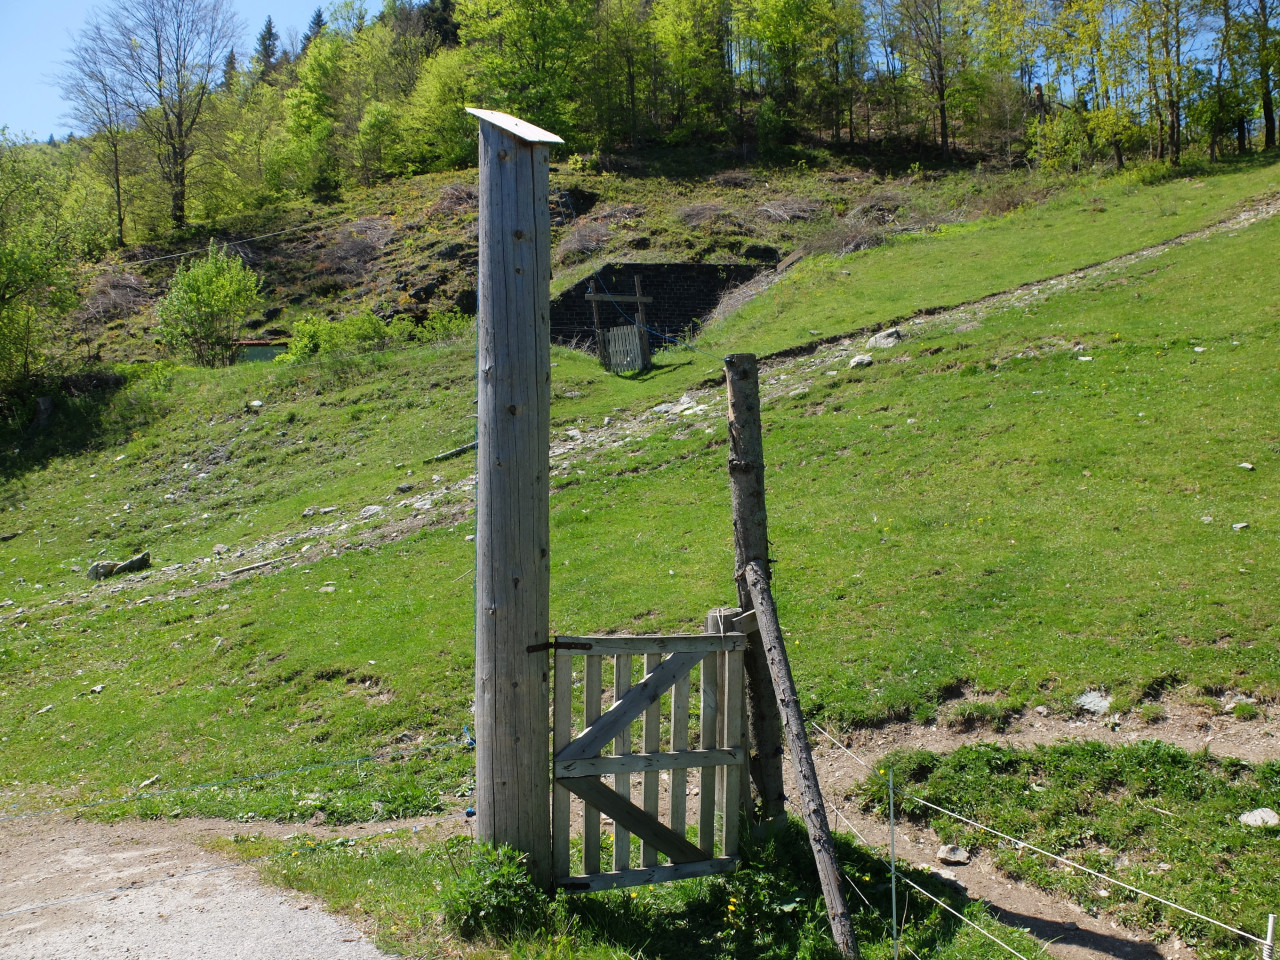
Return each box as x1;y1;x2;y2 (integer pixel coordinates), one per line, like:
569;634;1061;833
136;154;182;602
724;353;787;823
467;108;563;891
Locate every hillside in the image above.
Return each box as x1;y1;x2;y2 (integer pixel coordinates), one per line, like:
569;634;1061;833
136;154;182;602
3;154;1280;958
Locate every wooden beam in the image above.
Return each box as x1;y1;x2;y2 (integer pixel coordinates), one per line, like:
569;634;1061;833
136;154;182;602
642;651;662;868
560;776;707;863
559;651;704;762
724;353;787;822
613;653;632;871
583;655;602;875
554;634;746;655
743;560;862;959
472;109;554;890
583;293;654;304
557;858;737;894
552;652;572;881
556;748;743;777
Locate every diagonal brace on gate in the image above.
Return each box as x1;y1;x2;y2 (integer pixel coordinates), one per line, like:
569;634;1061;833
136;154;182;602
556;651;705;762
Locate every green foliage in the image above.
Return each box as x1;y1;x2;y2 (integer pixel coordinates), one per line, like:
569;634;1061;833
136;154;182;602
278;307;473;363
1031;110;1089;172
155;242;261;367
440;840;553;940
0;136;83;396
403;48;475;171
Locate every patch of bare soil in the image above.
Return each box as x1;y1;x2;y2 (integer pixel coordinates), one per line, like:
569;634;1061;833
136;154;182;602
0;814;467;960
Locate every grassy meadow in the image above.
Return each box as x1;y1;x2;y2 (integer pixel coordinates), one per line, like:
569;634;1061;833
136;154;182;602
2;154;1278;957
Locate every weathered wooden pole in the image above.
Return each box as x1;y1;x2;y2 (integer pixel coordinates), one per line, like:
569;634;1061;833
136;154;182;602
743;560;862;960
724;354;787;821
467;108;563;890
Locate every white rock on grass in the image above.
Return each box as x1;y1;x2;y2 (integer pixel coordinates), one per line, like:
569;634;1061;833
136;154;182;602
1239;808;1279;827
866;328;903;349
849;355;874;368
1233;522;1250;531
1239;462;1254;470
1076;690;1112;715
358;505;383;520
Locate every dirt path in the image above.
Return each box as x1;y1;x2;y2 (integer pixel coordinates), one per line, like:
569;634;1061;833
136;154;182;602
0;815;464;960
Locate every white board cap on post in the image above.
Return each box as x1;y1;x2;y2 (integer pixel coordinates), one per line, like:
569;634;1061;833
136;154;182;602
465;108;564;145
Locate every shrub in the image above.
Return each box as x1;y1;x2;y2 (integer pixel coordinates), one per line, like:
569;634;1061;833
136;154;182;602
277;307;473;364
440;840;550;941
155;242;261;367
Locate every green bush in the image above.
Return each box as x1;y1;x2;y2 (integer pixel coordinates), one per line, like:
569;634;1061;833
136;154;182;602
277;308;473;364
155;242;261;367
440;840;550;941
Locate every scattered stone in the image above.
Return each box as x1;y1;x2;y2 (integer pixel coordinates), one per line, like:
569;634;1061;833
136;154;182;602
302;507;317;518
213;544;229;555
1201;515;1213;524
1239;462;1254;470
140;775;160;789
849;355;874;368
465;534;476;542
866;328;903;349
89;684;104;694
319;585;336;593
1232;522;1249;531
652;403;674;414
603;416;613;426
35;704;53;715
358;506;383;520
1194;346;1206;353
1077;356;1093;361
935;868;959;882
1035;705;1048;716
248;400;264;409
1239;807;1279;827
0;531;19;542
87;552;150;581
319;507;338;515
809;329;821;335
937;844;971;865
1062;921;1079;931
565;428;583;440
1076;690;1112;715
396;483;415;493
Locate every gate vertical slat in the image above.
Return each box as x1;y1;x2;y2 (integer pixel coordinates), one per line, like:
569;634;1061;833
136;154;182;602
699;655;720;855
670;671;690;841
722;649;744;857
583;654;603;875
642;651;662;867
613;653;633;871
715;651;728;824
552;652;572;881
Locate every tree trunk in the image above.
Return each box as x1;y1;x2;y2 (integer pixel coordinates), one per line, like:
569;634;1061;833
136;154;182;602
110;140;125;247
1113;139;1125;169
1261;0;1277;148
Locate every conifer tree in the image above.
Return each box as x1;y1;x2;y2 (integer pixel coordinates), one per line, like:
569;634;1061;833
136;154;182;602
255;16;281;74
301;7;327;50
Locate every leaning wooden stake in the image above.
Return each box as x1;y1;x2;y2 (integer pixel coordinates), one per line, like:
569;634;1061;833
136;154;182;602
743;559;862;960
724;354;787;820
468;108;563;891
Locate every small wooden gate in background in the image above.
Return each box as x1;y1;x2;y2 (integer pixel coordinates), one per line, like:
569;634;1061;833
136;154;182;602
551;619;749;892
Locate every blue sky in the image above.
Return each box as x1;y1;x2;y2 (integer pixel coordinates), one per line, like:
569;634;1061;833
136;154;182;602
0;0;325;141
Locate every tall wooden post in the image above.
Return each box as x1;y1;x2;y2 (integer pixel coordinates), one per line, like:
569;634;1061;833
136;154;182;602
468;108;562;890
724;354;787;821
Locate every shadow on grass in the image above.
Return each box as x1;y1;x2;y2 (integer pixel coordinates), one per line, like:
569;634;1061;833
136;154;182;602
0;369;155;484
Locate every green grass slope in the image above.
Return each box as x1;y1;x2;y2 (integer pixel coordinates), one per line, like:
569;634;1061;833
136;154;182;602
3;159;1278;814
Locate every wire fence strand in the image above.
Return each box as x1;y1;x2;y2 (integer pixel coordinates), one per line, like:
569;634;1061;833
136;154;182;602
809;722;1268;947
590;273;728;365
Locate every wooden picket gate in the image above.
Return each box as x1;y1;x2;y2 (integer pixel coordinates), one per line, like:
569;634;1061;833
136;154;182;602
551;626;749;892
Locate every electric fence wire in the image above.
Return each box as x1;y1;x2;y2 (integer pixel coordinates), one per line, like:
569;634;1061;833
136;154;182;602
810;722;1269;947
0;737;467;825
589;272;730;365
824;799;1042;960
0;810;471;920
121;214;354;267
